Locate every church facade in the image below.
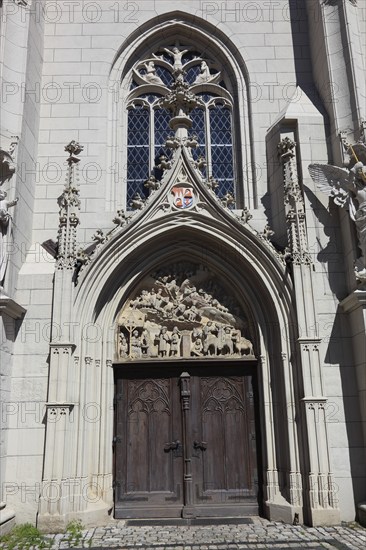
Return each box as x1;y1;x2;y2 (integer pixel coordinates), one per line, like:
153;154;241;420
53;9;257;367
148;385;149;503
0;0;366;532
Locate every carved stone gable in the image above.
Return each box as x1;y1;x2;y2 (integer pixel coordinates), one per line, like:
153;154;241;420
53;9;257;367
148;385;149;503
116;262;255;361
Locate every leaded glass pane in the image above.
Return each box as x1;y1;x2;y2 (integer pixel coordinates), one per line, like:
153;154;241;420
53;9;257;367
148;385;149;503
210;106;232;143
139;94;163;104
127;106;150;207
127;107;149;146
155;65;173;86
190;108;206;164
186;65;201;85
210;105;234;198
197;92;219;103
154;108;171;148
154;108;172;178
191;108;207;177
180;51;201;62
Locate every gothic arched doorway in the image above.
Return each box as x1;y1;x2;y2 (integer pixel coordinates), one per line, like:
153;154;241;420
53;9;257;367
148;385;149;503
112;261;261;518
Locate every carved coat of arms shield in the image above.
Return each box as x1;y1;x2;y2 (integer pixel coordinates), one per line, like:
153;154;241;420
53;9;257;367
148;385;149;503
171;186;194;209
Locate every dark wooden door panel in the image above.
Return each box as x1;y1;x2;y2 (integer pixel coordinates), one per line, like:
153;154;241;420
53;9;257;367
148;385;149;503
191;376;258;515
115;376;183;518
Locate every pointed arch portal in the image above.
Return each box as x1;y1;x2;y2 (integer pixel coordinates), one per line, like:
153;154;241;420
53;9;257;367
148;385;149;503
112;260;261;518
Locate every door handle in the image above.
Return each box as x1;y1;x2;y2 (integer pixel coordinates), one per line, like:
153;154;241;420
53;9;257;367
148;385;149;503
164;440;181;451
193;440;207;451
164;440;183;457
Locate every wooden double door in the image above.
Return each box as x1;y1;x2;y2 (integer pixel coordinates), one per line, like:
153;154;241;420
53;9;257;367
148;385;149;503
114;364;259;518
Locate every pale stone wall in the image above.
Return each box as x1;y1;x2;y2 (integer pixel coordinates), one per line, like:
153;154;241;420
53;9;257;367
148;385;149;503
0;0;365;527
0;0;45;528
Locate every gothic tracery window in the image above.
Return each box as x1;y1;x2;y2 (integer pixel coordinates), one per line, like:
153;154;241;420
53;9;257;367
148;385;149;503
126;46;235;208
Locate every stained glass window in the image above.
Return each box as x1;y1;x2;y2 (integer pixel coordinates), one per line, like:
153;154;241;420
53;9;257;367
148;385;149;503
126;53;235;207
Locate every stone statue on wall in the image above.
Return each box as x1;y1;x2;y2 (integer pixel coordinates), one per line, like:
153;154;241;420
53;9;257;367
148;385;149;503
142;61;164;85
0;190;18;286
308;142;366;282
116;262;255;361
163;46;189;73
194;61;222;85
131;47;222;92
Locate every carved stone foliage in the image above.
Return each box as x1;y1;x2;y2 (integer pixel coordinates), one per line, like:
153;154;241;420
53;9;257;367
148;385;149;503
117;262;255;361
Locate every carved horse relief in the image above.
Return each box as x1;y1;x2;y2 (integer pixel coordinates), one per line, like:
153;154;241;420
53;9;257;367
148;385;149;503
116;262;256;361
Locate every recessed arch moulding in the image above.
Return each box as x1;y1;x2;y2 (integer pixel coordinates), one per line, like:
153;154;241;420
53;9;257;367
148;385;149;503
37;213;310;530
106;13;256;212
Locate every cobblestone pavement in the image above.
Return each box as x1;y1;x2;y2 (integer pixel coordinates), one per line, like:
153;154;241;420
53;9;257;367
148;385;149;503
45;517;366;550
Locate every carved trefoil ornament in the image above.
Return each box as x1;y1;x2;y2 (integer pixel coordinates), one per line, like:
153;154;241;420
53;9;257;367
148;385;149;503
116;262;255;361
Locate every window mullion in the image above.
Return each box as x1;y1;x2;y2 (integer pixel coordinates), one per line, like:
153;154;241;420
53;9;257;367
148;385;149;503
150;105;155;174
205;105;212;179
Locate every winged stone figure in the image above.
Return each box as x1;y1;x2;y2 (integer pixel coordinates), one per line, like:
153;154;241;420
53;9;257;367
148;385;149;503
308;151;366;282
0;190;18;285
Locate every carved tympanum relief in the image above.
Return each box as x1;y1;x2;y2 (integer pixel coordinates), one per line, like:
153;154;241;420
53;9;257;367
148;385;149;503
116;262;255;361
